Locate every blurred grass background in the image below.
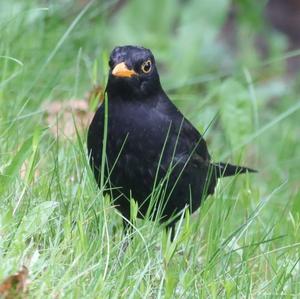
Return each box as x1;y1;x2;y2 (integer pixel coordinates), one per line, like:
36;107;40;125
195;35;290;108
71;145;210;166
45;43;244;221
0;0;300;297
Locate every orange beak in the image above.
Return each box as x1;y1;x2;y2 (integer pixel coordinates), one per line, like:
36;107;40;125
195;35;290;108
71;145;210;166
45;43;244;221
112;62;137;78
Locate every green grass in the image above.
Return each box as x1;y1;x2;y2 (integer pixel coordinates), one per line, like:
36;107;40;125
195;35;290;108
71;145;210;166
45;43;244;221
1;0;300;297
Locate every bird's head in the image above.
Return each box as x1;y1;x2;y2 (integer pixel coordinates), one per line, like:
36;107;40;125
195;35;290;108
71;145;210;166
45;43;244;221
107;45;162;98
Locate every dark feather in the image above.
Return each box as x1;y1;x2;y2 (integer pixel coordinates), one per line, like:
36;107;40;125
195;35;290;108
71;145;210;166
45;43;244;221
212;162;257;178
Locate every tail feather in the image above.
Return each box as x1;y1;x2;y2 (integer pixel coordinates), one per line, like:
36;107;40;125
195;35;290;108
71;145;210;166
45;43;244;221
212;162;257;179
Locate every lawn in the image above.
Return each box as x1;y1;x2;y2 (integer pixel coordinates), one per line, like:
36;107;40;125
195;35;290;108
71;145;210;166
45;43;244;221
0;0;300;298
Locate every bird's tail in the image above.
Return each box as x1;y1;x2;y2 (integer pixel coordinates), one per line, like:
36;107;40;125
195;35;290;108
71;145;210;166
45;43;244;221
212;162;257;179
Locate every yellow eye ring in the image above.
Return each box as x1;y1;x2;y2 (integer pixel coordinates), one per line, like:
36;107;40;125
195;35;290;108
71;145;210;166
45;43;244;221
141;59;152;73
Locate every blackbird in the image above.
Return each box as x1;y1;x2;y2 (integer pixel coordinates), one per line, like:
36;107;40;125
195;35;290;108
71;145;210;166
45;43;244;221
87;45;256;238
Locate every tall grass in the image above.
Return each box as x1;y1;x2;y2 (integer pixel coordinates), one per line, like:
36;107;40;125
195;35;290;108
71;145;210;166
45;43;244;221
0;0;300;297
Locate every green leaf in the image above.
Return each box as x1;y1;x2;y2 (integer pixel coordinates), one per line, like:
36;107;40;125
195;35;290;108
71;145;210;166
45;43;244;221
0;136;33;196
165;267;179;299
15;201;59;241
219;79;253;149
24;126;42;185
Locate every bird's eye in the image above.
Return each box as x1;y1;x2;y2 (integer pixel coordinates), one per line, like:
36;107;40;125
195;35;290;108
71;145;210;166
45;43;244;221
141;60;152;73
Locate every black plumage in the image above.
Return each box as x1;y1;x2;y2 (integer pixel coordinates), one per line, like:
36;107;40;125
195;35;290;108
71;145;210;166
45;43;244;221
87;45;255;236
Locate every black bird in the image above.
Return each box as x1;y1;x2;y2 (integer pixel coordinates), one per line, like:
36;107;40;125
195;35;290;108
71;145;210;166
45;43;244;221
87;45;256;238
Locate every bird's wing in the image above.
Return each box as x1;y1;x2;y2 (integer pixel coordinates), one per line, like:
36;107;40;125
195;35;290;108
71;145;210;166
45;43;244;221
157;115;211;178
181;117;211;161
156;93;211;163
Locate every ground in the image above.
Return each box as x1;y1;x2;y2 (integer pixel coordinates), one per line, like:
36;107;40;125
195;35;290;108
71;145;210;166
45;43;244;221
0;1;300;298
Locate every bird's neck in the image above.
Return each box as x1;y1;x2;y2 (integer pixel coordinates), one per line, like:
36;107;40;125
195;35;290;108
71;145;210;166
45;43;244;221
106;80;165;104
